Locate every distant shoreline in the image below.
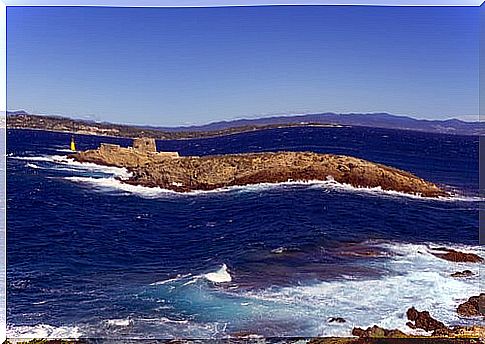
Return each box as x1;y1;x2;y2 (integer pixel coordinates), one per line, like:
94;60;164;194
8;123;344;140
7;114;344;140
7;112;484;137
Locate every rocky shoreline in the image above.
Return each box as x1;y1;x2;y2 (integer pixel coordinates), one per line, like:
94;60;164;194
349;301;484;340
63;139;485;343
5;242;483;342
323;247;485;343
70;139;447;197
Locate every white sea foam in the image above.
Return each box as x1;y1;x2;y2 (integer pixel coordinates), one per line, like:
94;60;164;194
379;241;484;259
151;265;232;286
13;154;481;202
271;247;287;254
32;300;48;305
12;153;485;215
12;154;130;178
204;264;232;283
150;273;193;285
139;317;189;324
13;155;62;162
55;149;78;153
309;177;483;202
6;324;83;339
106;318;133;327
62;173;482;202
65;176;169;197
144;242;482;337
25;163;41;169
241;241;483;337
64;176;254;198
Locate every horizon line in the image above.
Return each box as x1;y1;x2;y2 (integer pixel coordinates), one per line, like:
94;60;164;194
5;110;481;126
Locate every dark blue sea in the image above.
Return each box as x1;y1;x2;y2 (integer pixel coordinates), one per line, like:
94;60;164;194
6;126;483;339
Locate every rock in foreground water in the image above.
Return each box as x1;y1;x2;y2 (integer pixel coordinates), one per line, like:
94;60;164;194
451;270;474;278
430;248;484;263
457;294;485;317
406;307;447;333
350;306;485;341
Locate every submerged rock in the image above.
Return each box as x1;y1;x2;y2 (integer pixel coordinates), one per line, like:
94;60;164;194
457;294;485;317
328;317;347;323
70;140;447;196
337;242;390;258
430;248;483;263
451;270;474;278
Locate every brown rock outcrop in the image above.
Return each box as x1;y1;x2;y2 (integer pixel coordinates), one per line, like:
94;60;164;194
351;307;485;341
457;294;485;317
70;144;448;196
406;307;448;333
451;270;474;278
407;306;485;337
351;325;408;338
352;306;485;344
430;248;483;263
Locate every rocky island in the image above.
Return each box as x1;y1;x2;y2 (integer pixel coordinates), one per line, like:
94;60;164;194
69;138;447;197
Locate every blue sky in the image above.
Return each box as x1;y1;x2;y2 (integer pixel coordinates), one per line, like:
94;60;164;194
7;6;479;126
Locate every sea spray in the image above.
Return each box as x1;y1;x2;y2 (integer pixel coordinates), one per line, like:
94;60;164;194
16;154;480;202
64;175;482;202
12;154;131;178
204;264;232;283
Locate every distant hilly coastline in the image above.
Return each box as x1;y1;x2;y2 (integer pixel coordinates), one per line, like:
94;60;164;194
6;111;484;137
157;112;483;136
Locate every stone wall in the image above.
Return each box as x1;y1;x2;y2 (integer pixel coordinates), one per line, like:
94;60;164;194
133;138;157;153
99;143;122;154
97;140;179;160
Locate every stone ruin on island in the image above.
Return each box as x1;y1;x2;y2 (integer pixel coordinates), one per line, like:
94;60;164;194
99;137;180;159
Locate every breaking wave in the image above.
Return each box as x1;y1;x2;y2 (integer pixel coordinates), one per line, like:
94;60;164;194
25;163;41;169
7;126;481;339
142;241;482;337
106;318;133;327
150;273;194;286
12;154;482;202
12;154;130;178
237;241;483;336
6;324;83;339
151;264;233;288
204;264;232;283
62;174;482;202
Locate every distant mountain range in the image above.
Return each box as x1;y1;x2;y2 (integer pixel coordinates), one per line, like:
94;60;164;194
152;112;482;135
6;111;483;137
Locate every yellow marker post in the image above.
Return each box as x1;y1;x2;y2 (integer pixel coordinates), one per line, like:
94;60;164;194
70;136;76;151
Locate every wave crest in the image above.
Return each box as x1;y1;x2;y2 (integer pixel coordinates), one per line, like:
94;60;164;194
6;324;83;339
12;154;130;178
204;264;232;283
63;174;482;202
